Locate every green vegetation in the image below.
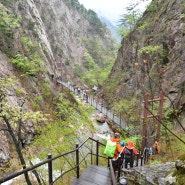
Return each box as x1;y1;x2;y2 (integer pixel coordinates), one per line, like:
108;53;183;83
82;51;96;70
0;77;47;184
80;37;116;87
138;45;161;55
179;13;185;18
0;4;20;35
103;76;119;97
82;62;114;86
83;37;107;67
10;53;40;75
120;135;142;149
65;0;106;37
38;80;53;101
15;88;24;97
117;1;143;37
118;14;139;37
0;3;44;76
0;75;97;183
138;21;149;30
29;93;95;158
146;0;162;13
0;3;20;55
31;96;43;111
0;4;44;76
114;97;141;123
0;0;13;8
9;36;44;76
62;0;117;88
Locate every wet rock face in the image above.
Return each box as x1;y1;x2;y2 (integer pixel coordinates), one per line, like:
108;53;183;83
100;0;185;116
122;162;176;185
0;133;11;167
0;0;116;168
0;53;14;166
175;159;185;171
174;157;185;184
0;52;36;166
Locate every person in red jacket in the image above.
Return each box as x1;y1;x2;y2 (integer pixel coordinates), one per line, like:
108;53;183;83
123;141;138;168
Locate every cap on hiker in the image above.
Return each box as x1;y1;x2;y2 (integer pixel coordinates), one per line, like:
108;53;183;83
120;141;125;146
127;141;134;149
115;132;120;138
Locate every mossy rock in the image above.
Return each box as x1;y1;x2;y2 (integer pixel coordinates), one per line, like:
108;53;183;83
178;154;185;161
176;174;185;185
173;154;185;185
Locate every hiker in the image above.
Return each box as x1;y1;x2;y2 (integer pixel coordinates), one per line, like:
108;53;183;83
85;90;88;102
104;132;123;172
146;147;153;161
110;133;123;159
82;89;86;99
120;141;125;167
146;147;153;156
123;141;138;168
120;141;125;147
110;133;124;171
148;147;153;156
153;140;160;154
73;84;76;93
77;87;81;96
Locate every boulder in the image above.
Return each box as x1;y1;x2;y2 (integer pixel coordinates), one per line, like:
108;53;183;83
96;113;106;123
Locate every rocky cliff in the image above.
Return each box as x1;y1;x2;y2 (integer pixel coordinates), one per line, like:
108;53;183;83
0;0;115;165
98;0;185;130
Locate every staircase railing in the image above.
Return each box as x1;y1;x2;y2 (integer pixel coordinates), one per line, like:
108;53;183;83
109;159;117;185
0;138;149;185
0;137;107;185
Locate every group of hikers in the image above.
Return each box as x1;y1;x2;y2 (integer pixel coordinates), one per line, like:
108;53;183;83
104;132;138;171
104;132;160;171
72;85;89;102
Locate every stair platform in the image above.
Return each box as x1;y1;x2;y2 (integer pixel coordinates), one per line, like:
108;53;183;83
70;165;112;185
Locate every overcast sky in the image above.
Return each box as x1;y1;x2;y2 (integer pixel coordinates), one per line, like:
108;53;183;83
78;0;151;26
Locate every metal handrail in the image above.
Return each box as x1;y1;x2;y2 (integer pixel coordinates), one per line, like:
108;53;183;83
0;137;107;185
57;80;132;135
0;141;149;184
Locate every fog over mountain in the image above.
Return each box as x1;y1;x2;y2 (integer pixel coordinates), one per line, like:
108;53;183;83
78;0;152;42
78;0;151;26
98;14;121;42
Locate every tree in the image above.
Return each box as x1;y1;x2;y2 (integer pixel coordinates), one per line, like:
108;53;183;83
82;51;96;70
0;78;47;184
117;0;149;37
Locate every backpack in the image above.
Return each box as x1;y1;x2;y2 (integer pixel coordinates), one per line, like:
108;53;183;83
125;147;133;159
104;140;116;158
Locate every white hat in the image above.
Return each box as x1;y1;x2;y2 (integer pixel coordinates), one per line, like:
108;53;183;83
120;178;127;185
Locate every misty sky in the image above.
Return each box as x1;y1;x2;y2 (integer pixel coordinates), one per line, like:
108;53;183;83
78;0;151;26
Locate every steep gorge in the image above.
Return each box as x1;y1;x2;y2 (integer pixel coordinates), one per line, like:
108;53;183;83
1;0;185;184
0;0;116;167
97;0;185;133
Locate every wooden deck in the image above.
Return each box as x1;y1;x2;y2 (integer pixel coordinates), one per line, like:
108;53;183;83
70;165;112;185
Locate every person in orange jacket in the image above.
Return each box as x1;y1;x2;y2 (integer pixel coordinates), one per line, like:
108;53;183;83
123;141;138;168
153;140;160;154
109;132;123;171
110;132;123;159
